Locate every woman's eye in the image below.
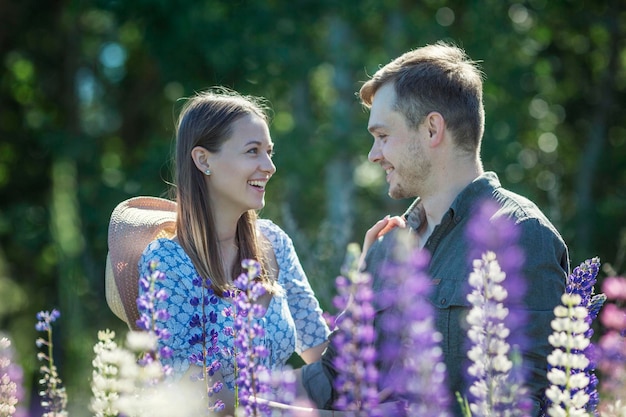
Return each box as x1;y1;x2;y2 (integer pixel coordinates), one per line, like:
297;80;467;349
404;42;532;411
378;134;388;141
247;148;258;154
268;149;276;158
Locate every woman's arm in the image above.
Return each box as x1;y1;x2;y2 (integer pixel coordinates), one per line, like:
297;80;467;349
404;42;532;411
299;340;329;364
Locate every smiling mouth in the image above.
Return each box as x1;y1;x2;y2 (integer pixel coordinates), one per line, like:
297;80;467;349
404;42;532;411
248;180;267;190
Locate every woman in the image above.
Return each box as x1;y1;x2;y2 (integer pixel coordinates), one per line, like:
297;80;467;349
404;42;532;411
137;88;330;412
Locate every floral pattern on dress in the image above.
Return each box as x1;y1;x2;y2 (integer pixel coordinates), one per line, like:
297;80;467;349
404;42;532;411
138;219;330;390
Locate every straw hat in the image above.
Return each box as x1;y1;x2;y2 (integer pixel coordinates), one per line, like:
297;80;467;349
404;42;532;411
105;196;177;329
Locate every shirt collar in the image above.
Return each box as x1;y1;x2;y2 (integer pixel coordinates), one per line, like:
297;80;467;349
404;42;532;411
402;171;501;230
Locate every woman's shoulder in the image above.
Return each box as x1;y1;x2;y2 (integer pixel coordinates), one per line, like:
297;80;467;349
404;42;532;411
257;218;288;244
140;238;196;276
142;237;183;258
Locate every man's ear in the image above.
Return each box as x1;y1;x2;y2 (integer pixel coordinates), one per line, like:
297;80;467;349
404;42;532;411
425;112;446;147
191;146;212;173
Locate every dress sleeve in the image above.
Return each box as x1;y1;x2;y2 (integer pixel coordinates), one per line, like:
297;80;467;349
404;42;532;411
137;239;198;379
265;221;330;353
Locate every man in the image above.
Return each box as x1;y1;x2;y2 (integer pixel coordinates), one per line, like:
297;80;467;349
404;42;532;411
301;41;569;417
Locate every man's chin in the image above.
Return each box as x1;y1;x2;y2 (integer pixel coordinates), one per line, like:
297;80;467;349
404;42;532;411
388;187;405;200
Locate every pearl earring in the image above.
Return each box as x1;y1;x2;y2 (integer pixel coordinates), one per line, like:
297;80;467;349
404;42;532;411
204;168;211;176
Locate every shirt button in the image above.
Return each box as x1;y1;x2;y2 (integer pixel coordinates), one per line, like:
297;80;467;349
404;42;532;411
454;216;461;223
440;298;446;305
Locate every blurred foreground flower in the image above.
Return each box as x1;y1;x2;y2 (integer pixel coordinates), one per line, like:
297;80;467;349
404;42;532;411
377;239;450;417
332;243;379;416
465;251;530;417
1;335;23;417
232;259;272;417
597;276;626;417
35;309;67;417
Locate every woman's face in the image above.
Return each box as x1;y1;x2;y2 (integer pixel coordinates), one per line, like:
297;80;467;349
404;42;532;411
204;114;276;216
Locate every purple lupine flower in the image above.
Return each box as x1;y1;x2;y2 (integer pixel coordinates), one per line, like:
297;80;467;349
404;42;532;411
331;263;379;416
464;199;531;416
135;261;173;376
597;276;626;415
35;309;61;332
35;309;68;416
232;259;271;417
257;367;297;417
186;275;224;412
544;257;604;417
378;245;451;417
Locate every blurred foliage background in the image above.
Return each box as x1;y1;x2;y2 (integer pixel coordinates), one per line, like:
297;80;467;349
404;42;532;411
0;0;624;414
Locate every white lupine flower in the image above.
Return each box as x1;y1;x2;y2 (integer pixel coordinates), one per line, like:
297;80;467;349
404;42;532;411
492;355;512;373
569;372;590;390
554;305;569;318
545;283;596;417
465;252;528;417
570;390;590;408
570;354;590;370
125;331;158;352
548;405;568;417
491;285;508;301
546;386;568;404
571;320;590;334
551;318;569;332
561;293;582;306
570;407;591;417
572;306;589;320
548;368;568;385
549;332;569;347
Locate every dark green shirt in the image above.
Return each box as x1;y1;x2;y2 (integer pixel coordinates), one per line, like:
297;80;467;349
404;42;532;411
306;172;568;416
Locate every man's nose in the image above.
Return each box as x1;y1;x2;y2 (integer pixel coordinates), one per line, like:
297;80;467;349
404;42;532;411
368;140;381;163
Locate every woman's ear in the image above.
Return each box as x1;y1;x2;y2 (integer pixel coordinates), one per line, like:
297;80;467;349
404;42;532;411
425;111;446;147
191;146;212;174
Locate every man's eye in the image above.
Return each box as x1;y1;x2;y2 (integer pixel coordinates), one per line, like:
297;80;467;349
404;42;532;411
378;134;388;141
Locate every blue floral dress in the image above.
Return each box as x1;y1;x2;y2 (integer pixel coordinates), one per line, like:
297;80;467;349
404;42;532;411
138;219;330;390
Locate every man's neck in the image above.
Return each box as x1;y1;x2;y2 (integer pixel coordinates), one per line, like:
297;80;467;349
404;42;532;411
420;162;483;234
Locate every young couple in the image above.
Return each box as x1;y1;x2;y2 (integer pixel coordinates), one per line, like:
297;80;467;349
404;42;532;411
107;41;568;417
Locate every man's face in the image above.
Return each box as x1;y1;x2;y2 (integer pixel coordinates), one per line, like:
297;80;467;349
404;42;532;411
367;83;431;200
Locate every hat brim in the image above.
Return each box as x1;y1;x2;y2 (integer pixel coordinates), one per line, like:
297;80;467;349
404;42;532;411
106;196;177;328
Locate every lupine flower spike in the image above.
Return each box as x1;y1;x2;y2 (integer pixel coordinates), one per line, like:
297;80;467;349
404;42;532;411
35;309;68;417
466;251;529;417
232;259;272;417
545;292;594;417
464;200;531;417
135;260;173;377
1;336;21;417
90;329;123;417
332;244;380;416
378;240;451;417
187;273;226;413
544;257;605;417
597;275;626;417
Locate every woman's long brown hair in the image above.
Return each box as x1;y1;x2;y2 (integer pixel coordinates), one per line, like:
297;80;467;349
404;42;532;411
173;88;279;296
